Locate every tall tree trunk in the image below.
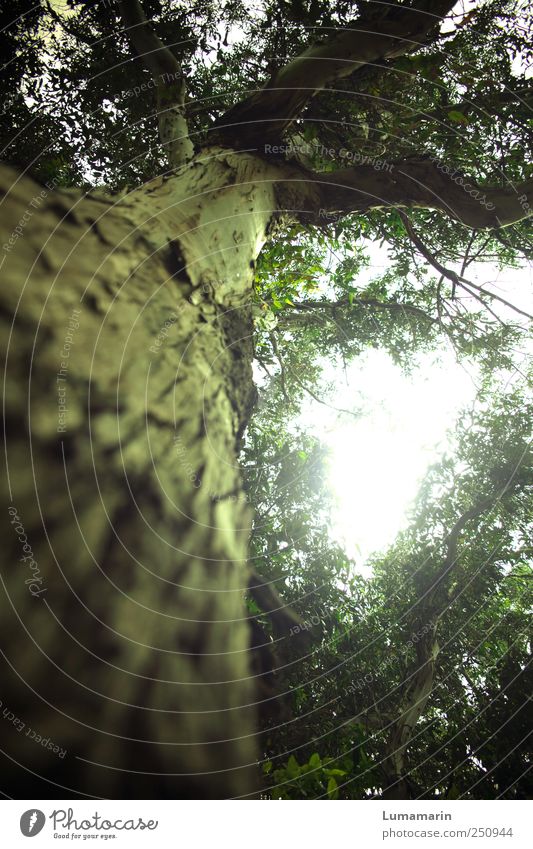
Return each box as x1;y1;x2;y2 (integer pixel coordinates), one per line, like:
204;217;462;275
0;149;280;798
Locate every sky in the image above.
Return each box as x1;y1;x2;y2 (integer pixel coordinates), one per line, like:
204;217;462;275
292;241;531;576
296;347;478;574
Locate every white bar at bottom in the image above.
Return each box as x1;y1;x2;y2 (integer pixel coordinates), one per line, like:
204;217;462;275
1;799;531;848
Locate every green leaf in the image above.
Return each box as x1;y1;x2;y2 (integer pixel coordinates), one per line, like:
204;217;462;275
287;755;300;778
448;110;469;125
308;752;321;768
327;777;339;799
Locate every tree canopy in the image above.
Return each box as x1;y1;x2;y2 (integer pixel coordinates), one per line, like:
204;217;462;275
1;0;531;799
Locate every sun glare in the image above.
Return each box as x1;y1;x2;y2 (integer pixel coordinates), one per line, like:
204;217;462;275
298;349;478;573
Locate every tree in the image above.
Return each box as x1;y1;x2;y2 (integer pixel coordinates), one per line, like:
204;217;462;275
0;0;531;798
254;384;532;800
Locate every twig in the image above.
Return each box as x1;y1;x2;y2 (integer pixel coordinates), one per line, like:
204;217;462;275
399;211;533;321
268;333;291;406
268;332;361;420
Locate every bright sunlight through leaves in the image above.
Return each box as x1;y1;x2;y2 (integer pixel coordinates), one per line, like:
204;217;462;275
298;350;478;572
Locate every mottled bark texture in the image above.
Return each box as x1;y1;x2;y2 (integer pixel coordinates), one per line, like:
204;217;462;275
0;149;284;798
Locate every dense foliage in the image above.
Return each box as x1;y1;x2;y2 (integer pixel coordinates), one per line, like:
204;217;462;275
2;0;531;798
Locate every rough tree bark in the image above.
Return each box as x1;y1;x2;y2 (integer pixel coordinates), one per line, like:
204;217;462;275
0;149;293;798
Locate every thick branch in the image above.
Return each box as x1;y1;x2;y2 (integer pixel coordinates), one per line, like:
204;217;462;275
383;497;494;797
118;0;193;166
442;500;494;583
382;621;439;798
312;158;533;229
248;570;310;643
213;1;455;147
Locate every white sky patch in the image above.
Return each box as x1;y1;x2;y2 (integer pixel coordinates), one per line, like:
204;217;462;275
474;262;533;320
283;232;530;577
440;0;479;36
295;348;478;575
202;22;248;69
